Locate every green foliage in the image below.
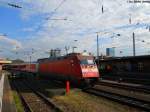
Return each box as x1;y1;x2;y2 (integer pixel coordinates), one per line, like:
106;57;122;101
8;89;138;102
52;89;140;112
13;91;24;112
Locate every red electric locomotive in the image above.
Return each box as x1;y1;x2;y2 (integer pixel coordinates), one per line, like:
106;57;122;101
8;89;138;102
3;53;99;87
38;53;99;86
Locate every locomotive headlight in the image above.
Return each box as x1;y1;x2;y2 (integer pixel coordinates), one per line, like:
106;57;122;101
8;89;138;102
70;60;74;63
82;73;85;77
83;73;87;77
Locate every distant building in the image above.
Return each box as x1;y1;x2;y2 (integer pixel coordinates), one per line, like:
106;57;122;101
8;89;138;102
12;59;24;64
106;48;115;57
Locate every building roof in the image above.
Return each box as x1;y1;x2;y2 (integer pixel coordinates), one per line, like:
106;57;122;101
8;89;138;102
99;55;150;62
0;59;12;64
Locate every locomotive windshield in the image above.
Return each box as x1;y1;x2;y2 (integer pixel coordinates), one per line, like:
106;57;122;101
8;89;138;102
80;59;95;65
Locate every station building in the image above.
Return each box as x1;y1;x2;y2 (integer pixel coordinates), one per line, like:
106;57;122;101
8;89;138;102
0;59;12;71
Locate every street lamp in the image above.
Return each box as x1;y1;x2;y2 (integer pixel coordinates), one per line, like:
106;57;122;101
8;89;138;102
110;33;121;54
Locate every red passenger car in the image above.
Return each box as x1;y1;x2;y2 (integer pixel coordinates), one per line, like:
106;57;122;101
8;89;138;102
24;63;38;73
38;53;99;86
5;63;37;77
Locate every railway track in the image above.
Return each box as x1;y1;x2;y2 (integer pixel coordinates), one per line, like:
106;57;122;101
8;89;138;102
12;79;62;112
101;76;150;85
83;86;150;111
83;87;150;111
98;80;150;94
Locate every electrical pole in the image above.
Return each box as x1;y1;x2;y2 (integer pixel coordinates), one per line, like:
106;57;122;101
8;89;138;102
29;55;31;64
72;40;78;53
96;33;100;66
133;32;135;56
65;46;69;55
72;47;77;53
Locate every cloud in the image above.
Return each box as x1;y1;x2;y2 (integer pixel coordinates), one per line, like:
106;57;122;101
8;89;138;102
2;0;150;60
0;35;22;48
0;34;22;59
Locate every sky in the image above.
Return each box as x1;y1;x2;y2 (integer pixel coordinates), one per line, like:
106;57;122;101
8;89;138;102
0;0;150;61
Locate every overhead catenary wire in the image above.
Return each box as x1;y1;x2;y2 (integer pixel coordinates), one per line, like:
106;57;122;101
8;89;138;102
47;0;67;20
0;1;22;8
91;0;103;14
1;0;150;58
28;0;68;32
36;0;68;31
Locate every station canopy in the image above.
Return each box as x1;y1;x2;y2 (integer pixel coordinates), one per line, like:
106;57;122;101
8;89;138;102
0;59;12;64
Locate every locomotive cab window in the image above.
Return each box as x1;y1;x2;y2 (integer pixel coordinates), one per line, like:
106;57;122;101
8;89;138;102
80;59;95;65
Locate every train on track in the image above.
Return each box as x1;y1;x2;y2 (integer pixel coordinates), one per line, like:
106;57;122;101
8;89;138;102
97;55;150;84
3;53;99;87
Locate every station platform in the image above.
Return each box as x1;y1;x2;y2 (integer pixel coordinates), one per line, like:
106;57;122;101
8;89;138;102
0;71;16;112
100;79;150;89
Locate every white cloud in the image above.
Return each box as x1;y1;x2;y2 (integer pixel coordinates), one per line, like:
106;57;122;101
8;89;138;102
2;0;150;60
0;35;22;59
0;35;22;48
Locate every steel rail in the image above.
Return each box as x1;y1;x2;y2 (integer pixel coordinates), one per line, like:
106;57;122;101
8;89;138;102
12;80;63;112
22;80;63;112
83;88;150;111
98;81;150;94
12;80;33;112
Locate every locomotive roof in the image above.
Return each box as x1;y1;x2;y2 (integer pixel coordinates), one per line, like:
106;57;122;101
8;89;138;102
4;62;37;66
38;53;93;62
99;55;150;62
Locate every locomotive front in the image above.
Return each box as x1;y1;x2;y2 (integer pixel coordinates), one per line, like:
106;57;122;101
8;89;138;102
78;55;100;86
